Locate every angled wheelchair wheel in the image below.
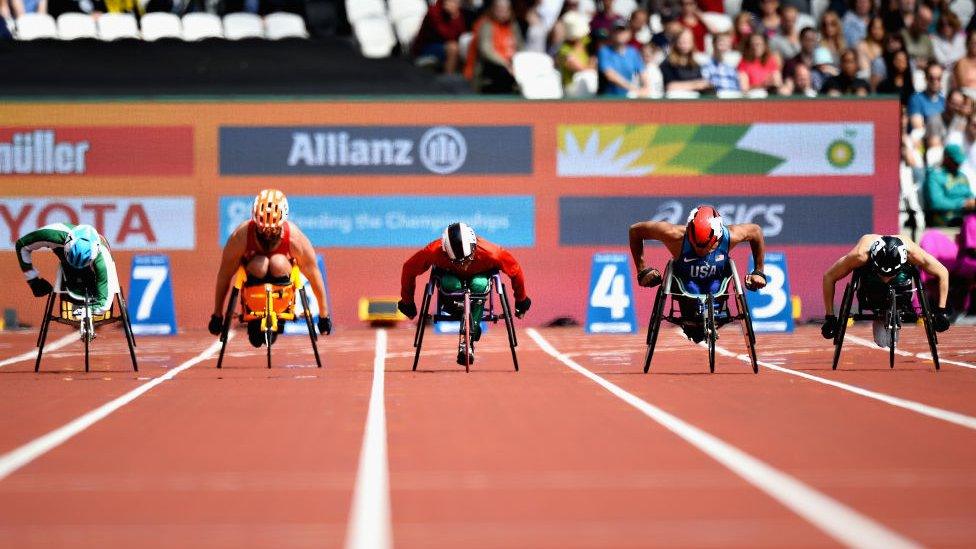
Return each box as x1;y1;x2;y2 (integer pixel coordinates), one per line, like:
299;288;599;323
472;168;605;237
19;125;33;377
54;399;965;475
299;288;322;368
498;280;519;372
706;294;716;374
412;278;434;371
735;288;759;374
643;282;667;374
34;291;57;373
216;287;240;369
914;270;941;371
832;277;857;370
82;302;94;373
460;291;472;373
118;291;139;372
266;329;273;369
888;286;898;369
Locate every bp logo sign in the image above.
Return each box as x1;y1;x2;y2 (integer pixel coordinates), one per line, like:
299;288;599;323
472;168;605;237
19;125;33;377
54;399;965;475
419;126;468;175
826;139;855;168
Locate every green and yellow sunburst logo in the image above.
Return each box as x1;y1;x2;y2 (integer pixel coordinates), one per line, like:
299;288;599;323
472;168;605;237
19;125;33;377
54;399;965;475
826;139;855;168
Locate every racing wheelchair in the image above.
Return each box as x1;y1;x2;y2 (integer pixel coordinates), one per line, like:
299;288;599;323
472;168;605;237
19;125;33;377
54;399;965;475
830;266;940;370
412;268;519;373
642;259;758;374
215;265;322;369
35;251;138;373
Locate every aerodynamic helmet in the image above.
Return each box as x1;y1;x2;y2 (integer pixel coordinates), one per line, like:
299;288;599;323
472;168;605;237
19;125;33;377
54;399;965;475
64;224;101;269
442;222;477;262
869;236;908;276
686;205;724;253
252;188;289;234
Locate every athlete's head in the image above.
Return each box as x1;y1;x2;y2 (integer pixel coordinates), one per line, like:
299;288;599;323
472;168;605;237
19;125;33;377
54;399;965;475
64;224;101;269
686;205;724;257
442;222;477;264
869;235;908;278
252;188;289;237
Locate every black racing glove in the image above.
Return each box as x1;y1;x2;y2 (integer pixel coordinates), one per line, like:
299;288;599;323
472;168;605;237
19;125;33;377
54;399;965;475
318;315;333;335
397;300;417;319
745;270;767;291
208;314;223;336
637;267;662;288
515;297;532;317
932;307;950;333
28;277;53;297
821;315;838;340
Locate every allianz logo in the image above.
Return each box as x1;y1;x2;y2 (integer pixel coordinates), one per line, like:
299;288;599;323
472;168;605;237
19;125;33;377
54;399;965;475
286;126;468;174
652;200;785;237
0;130;91;175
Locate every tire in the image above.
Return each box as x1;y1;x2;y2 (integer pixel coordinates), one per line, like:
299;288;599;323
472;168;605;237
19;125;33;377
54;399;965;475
706;294;716;374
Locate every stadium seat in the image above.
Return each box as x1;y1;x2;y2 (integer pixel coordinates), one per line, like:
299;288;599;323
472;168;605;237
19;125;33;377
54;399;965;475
346;0;386;24
98;13;140;41
57;13;97;40
723;50;741;67
723;0;741;16
388;0;426;47
614;0;637;17
796;13;816;32
181;12;224;41
716;89;743;98
458;31;472;62
14;13;57;40
141;12;181;41
265;12;308;39
952;0;974;27
811;0;829;22
701;11;732;33
223;12;264;40
354;16;396;58
665;90;701;98
565;68;598;98
746;88;769;98
578;0;597;15
513;51;563;99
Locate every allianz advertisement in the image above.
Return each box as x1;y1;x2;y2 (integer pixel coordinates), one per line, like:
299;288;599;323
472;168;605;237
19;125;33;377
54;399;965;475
219;125;533;175
220;196;535;248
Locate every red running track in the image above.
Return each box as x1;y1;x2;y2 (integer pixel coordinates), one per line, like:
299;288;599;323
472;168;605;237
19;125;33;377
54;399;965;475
0;322;973;547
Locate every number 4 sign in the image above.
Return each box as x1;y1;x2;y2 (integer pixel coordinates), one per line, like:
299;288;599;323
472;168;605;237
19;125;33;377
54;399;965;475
585;253;637;334
128;255;178;335
746;251;794;333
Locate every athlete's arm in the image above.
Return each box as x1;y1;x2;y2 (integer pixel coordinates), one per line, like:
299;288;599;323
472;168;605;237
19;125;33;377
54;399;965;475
495;246;528;301
212;224;247;316
822;235;873;315
91;254;111;313
400;241;438;303
907;241;950;308
290;225;329;316
729;223;767;289
628;221;680;272
14;225;70;280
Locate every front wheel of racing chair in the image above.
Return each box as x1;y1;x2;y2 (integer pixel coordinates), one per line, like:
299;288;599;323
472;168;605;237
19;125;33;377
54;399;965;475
831;271;859;370
706;293;716;374
729;260;759;373
642;263;671;374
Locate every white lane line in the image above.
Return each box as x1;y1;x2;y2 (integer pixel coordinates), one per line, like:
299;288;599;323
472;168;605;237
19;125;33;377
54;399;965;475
705;338;976;431
0;334;75;368
0;335;229;482
845;334;976;371
527;328;919;549
345;329;393;549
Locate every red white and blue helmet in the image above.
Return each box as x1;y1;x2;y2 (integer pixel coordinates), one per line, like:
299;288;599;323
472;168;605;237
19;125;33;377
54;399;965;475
442;222;477;262
686;205;724;252
64;224;101;269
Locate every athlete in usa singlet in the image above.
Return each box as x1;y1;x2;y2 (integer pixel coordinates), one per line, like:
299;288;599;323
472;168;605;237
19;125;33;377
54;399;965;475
673;225;731;295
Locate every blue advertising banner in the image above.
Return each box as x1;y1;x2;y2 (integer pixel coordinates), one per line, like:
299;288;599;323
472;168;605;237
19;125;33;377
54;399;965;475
220;195;535;248
284;254;330;336
127;254;178;335
220;125;533;175
746;251;794;333
585;253;637;334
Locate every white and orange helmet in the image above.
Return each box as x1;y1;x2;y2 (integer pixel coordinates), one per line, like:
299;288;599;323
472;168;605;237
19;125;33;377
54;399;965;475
252;188;289;234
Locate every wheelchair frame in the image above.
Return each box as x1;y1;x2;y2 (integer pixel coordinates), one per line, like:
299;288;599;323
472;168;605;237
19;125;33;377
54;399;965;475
215;265;322;369
35;270;138;374
642;259;758;374
412;269;519;373
831;267;940;371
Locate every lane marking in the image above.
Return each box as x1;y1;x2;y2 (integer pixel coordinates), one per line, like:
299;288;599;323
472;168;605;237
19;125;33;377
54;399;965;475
0;336;229;482
0;334;75;368
345;329;393;549
527;328;919;549
845;334;976;371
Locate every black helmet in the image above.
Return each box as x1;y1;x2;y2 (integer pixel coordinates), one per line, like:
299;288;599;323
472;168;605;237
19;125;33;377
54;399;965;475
869;236;907;276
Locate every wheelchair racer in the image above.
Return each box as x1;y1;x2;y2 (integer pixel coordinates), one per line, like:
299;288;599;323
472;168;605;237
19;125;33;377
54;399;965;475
15;223;113;317
398;222;532;365
629;205;767;342
821;234;951;346
210;189;332;347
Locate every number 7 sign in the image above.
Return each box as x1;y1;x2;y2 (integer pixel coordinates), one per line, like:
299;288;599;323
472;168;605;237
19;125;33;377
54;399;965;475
128;255;178;335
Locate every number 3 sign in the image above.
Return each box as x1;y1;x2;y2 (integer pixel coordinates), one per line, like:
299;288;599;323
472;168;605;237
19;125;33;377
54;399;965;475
746;251;794;333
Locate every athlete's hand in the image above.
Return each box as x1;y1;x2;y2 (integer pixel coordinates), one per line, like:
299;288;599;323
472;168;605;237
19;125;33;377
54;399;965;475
28;277;53;297
821;315;838;339
318;316;332;335
637;267;662;288
208;314;223;336
744;270;767;291
932;307;951;333
515;297;532;318
397;300;417;319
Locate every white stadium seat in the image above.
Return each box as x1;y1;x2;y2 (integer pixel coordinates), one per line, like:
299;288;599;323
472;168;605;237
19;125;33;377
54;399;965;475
98;13;139;41
513;51;563;99
701;11;732;33
613;0;637;18
346;0;386;24
57;13;97;40
15;13;57;40
393;14;424;47
181;12;223;41
723;0;741;16
223;12;264;40
388;0;426;46
354;16;396;58
141;12;181;41
951;0;974;28
566;68;598;98
796;13;816;32
264;12;308;39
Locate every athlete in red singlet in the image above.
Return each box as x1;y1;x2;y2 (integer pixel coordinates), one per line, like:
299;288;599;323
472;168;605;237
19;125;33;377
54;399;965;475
209;189;331;347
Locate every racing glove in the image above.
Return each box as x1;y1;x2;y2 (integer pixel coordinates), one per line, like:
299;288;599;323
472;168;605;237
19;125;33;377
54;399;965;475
515;297;532;317
28;277;53;297
208;314;223;336
637;267;662;288
318;316;333;335
745;270;767;291
932;307;951;333
397;300;417;319
821;315;839;339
